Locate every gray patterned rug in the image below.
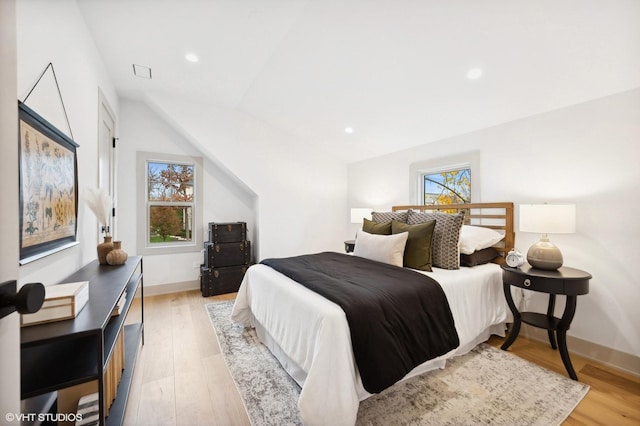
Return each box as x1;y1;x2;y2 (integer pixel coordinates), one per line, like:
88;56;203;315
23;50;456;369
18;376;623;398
206;301;589;426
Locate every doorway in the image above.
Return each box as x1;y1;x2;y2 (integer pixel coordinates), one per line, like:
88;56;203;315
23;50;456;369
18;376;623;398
98;89;116;237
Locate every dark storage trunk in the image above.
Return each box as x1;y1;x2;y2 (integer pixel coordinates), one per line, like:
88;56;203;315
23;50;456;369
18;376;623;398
201;221;251;296
200;265;250;296
208;222;247;243
205;241;251;268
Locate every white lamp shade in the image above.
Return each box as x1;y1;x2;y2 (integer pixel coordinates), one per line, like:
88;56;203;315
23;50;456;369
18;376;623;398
519;204;576;234
350;208;373;224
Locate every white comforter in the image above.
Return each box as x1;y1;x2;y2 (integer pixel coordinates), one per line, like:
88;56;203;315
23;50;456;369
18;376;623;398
230;260;509;426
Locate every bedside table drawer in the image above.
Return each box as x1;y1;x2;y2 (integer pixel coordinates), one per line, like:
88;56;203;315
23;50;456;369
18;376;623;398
502;269;563;293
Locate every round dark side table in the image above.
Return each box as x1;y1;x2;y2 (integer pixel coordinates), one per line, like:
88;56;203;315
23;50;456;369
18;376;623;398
344;240;355;253
501;263;591;380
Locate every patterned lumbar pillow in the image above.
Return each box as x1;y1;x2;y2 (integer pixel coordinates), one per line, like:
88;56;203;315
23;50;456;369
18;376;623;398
371;211;409;224
407;210;465;269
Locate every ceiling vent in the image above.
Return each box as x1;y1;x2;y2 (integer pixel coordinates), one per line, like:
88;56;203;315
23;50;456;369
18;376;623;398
132;64;152;79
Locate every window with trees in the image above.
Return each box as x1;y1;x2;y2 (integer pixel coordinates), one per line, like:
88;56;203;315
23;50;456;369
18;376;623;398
137;152;202;255
423;167;471;205
409;152;479;205
147;161;194;244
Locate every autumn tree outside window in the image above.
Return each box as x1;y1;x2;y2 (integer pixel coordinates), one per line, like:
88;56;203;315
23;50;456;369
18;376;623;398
409;152;479;206
136;151;203;255
423;168;471;205
147;161;194;244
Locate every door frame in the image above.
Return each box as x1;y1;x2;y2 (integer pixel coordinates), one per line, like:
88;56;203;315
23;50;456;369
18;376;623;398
97;88;116;237
0;0;21;417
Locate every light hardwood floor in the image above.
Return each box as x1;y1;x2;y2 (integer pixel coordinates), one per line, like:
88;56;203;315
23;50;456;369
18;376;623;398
123;290;640;425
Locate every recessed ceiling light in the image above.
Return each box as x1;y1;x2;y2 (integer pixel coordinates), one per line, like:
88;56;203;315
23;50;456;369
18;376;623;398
185;53;199;63
344;127;354;134
466;68;483;80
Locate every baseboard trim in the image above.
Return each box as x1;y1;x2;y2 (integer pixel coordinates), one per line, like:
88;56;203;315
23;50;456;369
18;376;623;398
521;325;640;378
142;280;199;297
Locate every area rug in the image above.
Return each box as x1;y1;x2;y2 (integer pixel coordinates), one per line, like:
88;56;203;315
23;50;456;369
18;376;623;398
207;301;589;426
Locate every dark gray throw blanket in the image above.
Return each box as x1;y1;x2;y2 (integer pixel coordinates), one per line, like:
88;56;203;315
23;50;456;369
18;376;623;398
261;252;460;393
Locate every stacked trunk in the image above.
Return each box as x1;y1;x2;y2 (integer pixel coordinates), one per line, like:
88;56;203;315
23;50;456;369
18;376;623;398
200;222;252;296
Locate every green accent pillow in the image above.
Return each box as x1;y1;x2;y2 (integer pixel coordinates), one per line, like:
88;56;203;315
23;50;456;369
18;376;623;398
391;219;435;271
363;218;392;235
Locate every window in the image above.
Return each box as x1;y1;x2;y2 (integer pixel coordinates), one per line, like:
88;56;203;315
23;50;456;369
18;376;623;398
147;161;194;244
423;167;471;205
137;152;202;255
409;151;479;205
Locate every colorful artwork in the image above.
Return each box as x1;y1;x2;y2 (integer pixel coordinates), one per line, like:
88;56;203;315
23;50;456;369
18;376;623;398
19;102;78;264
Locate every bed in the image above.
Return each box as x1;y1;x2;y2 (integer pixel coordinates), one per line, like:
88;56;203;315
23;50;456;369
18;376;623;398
231;202;515;426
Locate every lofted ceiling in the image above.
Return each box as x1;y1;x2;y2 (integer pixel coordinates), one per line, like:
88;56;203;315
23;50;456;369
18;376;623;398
77;0;640;163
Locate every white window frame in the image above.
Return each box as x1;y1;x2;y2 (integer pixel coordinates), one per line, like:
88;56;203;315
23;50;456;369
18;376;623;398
136;151;203;255
409;151;480;205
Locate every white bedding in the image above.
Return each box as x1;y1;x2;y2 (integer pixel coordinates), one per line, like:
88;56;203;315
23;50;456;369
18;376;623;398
230;259;510;426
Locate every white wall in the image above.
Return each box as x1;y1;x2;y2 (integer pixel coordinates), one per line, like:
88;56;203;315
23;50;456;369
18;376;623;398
140;94;349;261
116;95;349;287
348;89;640;360
5;0;119;412
13;0;348;291
16;0;119;286
116;99;258;287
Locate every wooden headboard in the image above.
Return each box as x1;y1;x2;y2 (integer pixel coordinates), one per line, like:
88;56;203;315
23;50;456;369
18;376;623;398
391;202;515;261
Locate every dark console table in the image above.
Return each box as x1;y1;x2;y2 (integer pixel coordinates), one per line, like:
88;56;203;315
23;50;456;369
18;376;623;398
21;256;144;425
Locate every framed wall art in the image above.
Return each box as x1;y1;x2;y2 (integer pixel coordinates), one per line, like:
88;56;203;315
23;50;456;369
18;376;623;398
18;101;79;264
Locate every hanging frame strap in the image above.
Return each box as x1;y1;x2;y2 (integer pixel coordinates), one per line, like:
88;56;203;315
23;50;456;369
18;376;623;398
22;62;74;140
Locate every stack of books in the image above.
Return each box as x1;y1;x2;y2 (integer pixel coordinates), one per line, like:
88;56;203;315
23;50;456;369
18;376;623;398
75;392;99;426
111;290;127;317
21;281;89;327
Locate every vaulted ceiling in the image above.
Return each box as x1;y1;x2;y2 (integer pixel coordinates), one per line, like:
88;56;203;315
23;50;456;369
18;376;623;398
77;0;640;162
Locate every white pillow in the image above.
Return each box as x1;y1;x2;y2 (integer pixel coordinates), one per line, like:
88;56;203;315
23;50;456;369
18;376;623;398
459;225;504;255
353;229;408;267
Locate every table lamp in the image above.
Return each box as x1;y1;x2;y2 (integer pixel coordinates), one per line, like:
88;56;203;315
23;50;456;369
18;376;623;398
519;204;575;270
350;208;373;225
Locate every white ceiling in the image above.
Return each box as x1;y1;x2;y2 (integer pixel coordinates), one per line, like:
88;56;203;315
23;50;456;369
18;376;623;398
77;0;640;163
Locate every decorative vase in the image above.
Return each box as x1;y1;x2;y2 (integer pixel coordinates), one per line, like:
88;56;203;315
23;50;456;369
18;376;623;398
97;236;114;265
107;241;128;266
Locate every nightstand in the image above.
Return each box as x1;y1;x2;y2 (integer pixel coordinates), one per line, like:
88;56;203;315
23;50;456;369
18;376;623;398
500;263;591;380
344;240;355;253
